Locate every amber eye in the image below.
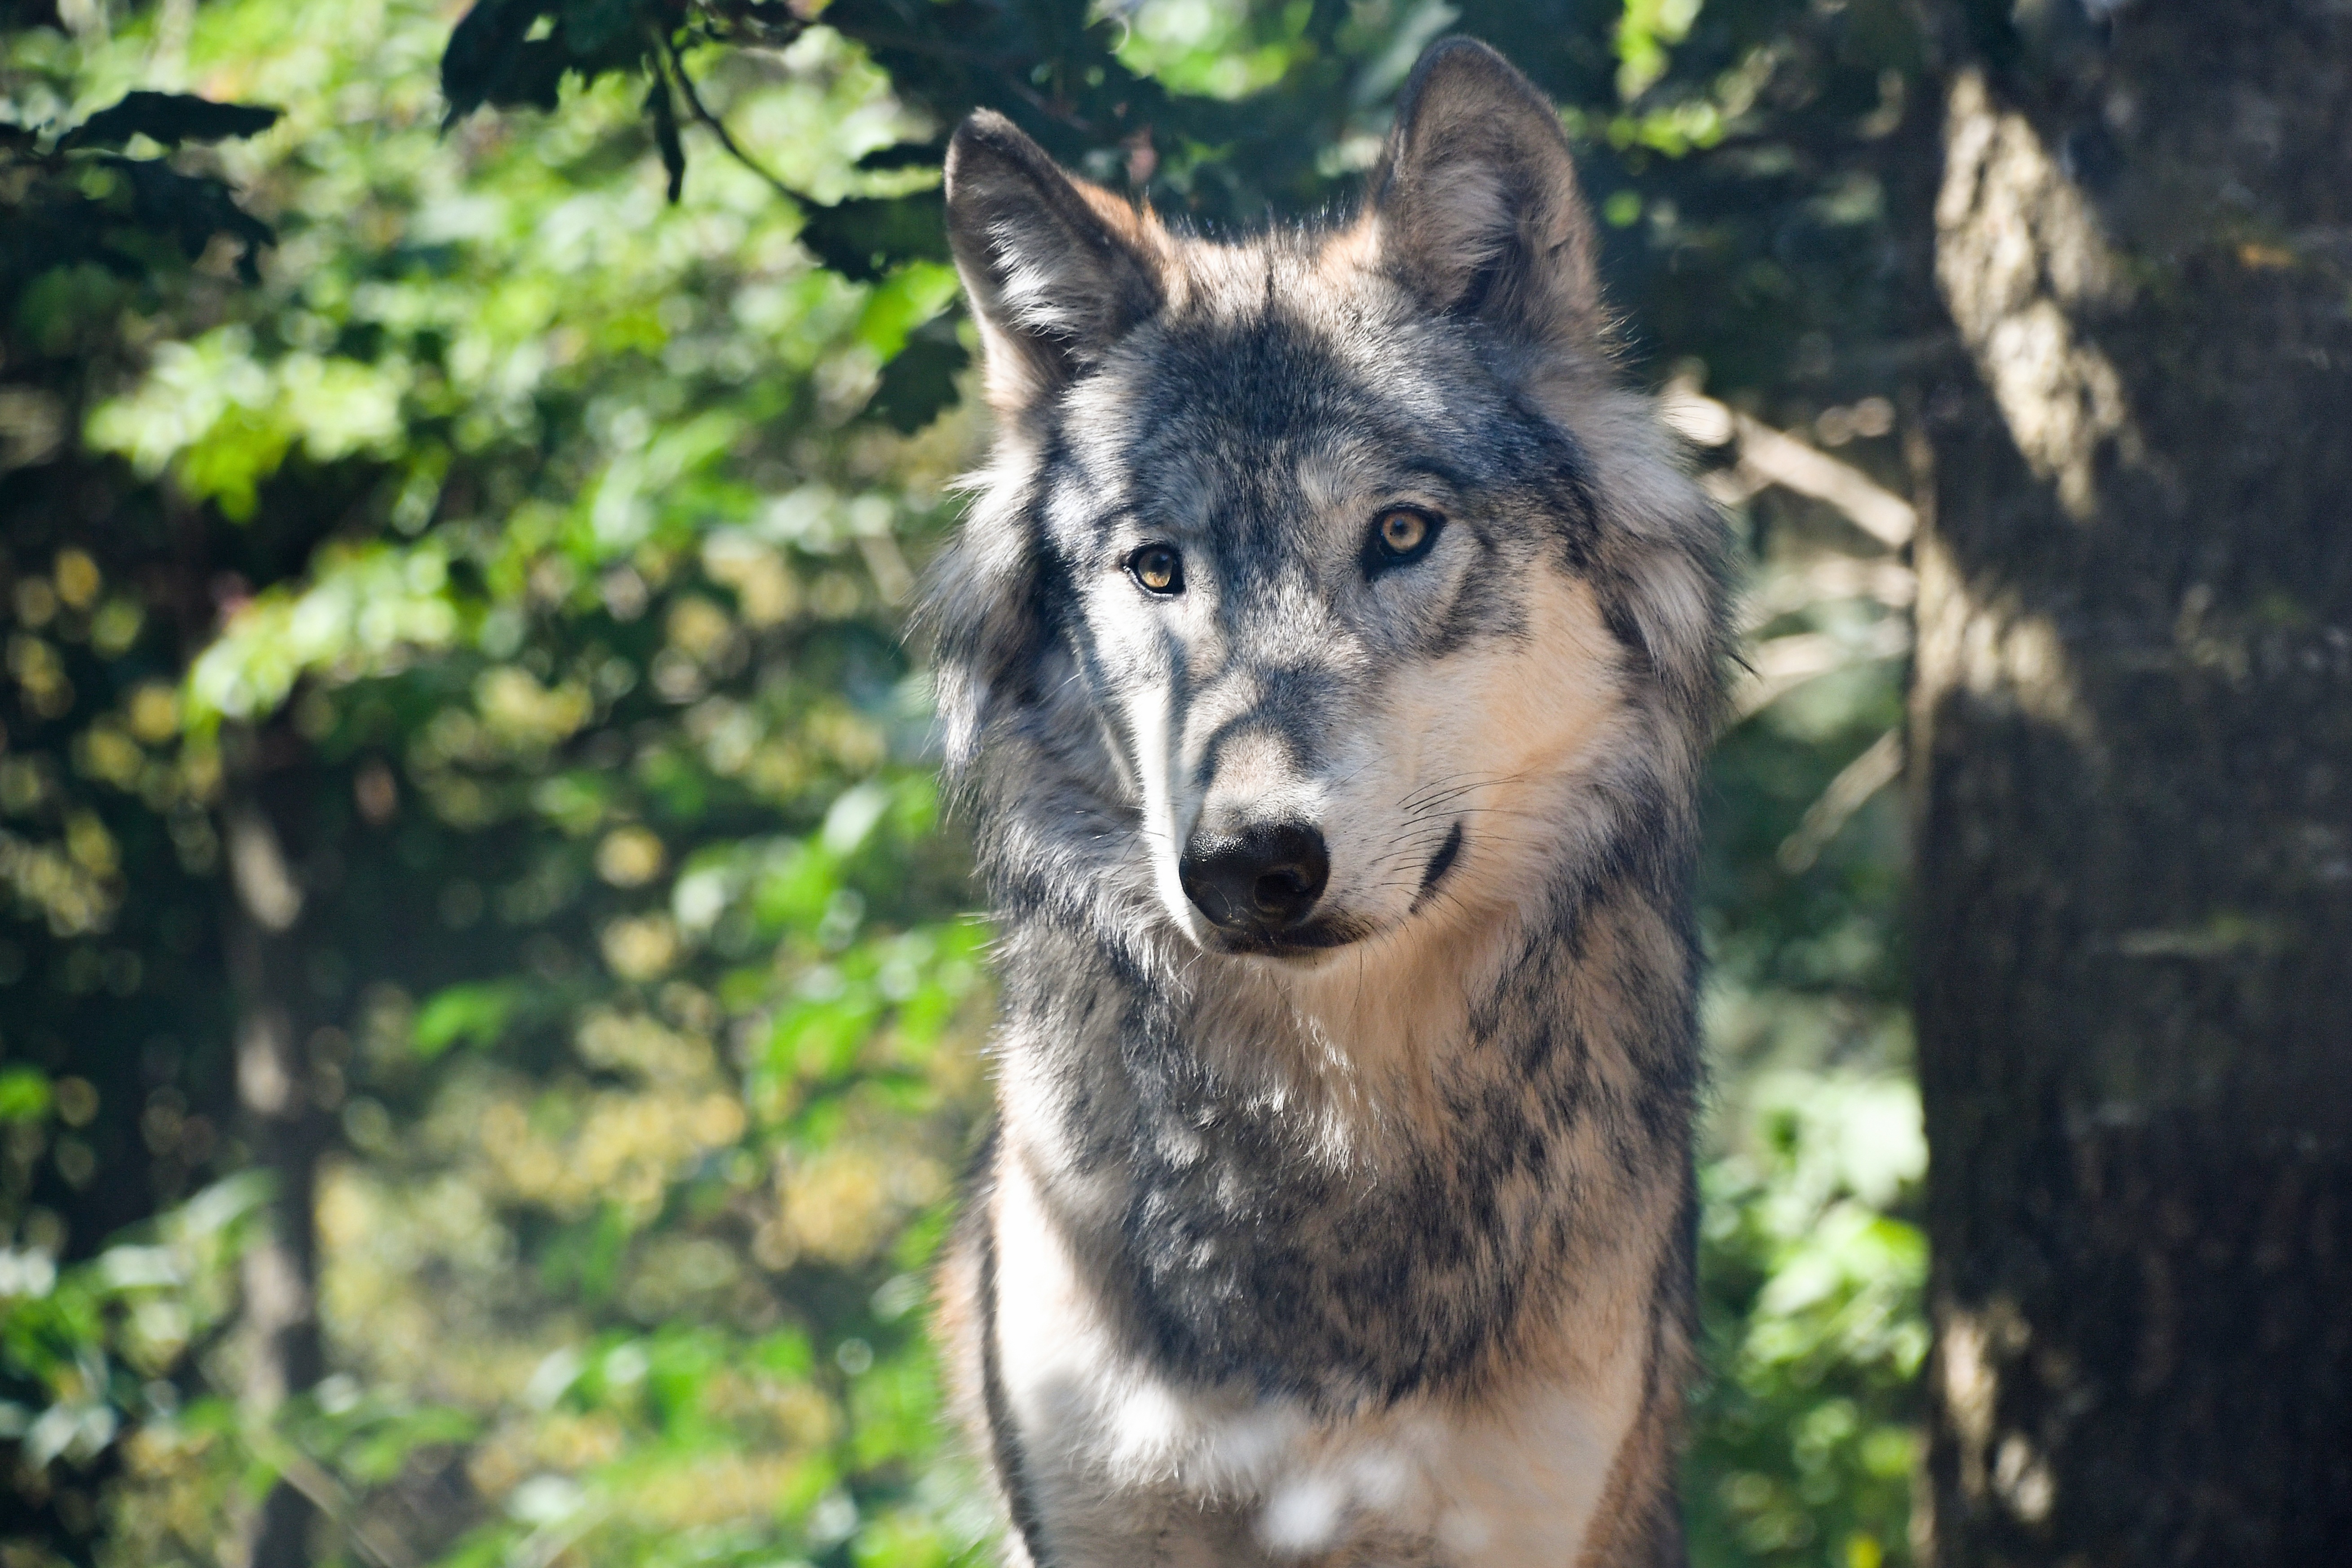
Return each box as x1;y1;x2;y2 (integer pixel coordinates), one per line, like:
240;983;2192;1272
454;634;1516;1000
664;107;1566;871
1129;544;1185;595
1372;507;1439;565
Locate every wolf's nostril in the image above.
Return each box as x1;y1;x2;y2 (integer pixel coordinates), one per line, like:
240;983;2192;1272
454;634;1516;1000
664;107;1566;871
1252;869;1306;914
1178;821;1329;936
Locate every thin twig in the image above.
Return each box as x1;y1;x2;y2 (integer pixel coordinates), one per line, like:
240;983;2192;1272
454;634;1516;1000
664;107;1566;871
1777;727;1905;873
1731;619;1911;721
1660;382;1919;548
654;25;797;202
1740;555;1916;633
255;1437;414;1568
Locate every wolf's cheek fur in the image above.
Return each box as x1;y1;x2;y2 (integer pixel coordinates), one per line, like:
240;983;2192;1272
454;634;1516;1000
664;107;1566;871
1313;570;1631;935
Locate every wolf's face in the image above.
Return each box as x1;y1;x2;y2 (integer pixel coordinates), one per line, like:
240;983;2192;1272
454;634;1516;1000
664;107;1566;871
1042;304;1634;960
938;47;1720;963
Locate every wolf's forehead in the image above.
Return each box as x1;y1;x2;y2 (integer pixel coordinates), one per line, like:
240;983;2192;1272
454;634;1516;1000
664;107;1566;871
1061;300;1481;515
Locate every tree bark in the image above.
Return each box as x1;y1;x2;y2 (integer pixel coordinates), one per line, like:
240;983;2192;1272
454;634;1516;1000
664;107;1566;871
224;722;328;1568
1910;4;2352;1564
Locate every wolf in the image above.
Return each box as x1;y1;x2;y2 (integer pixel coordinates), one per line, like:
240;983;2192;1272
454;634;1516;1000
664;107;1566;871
925;36;1730;1568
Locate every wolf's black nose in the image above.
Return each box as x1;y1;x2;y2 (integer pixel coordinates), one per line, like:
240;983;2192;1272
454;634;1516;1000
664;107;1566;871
1179;822;1330;935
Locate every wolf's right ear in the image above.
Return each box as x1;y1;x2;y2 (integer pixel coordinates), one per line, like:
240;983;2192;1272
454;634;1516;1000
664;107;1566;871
1370;39;1603;351
944;112;1163;415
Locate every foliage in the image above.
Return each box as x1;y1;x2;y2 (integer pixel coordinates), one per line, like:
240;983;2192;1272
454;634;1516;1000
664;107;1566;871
1;2;1930;1565
6;4;987;1561
1691;1075;1926;1568
0;82;280;307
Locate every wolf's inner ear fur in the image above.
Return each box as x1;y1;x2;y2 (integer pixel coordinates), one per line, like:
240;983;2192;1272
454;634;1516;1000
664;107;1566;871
1370;39;1603;349
944;112;1163;413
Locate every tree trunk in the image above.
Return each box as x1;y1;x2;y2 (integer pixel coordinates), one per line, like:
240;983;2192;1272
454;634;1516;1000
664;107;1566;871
224;722;328;1568
1909;5;2352;1564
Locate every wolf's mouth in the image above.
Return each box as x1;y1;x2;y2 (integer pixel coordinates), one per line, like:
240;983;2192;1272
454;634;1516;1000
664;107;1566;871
1206;915;1372;961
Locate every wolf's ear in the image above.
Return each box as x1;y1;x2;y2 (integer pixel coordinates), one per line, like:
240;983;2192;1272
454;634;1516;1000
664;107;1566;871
944;112;1163;414
1370;39;1603;350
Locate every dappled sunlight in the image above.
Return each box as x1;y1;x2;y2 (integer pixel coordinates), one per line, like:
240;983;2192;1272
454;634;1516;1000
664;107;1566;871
1936;70;2143;522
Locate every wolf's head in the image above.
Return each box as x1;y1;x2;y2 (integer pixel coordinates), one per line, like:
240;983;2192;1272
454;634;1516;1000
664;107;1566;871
932;40;1725;965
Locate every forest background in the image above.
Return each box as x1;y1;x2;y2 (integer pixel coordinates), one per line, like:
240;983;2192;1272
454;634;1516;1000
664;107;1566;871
0;2;1936;1565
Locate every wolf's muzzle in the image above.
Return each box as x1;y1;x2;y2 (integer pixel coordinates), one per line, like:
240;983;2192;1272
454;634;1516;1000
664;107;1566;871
1178;821;1330;936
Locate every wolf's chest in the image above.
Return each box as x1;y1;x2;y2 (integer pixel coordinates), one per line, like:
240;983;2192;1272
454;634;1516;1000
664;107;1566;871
988;1146;1648;1566
1077;968;1604;1392
1107;1088;1559;1403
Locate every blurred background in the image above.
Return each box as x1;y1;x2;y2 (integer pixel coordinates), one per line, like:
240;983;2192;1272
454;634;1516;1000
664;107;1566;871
1;2;1936;1564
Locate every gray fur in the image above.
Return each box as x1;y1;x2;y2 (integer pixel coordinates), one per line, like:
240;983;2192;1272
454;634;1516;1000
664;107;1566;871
929;38;1731;1567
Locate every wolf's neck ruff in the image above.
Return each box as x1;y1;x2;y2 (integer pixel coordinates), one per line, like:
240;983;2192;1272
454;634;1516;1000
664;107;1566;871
930;36;1727;1568
1042;838;1696;1411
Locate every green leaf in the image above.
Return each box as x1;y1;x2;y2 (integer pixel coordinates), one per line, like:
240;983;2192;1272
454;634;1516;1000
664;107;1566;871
112;157;277;277
413;980;527;1056
797;193;950;285
869;313;969;434
61;92;282;150
440;0;568;124
0;1066;51;1123
647;77;685;203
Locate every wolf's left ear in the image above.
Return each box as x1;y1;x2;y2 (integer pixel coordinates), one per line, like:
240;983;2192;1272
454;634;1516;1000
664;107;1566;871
1370;39;1603;350
944;112;1163;414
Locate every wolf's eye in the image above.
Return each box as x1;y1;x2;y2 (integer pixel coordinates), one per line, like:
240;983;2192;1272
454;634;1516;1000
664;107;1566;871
1128;544;1185;595
1371;508;1440;567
